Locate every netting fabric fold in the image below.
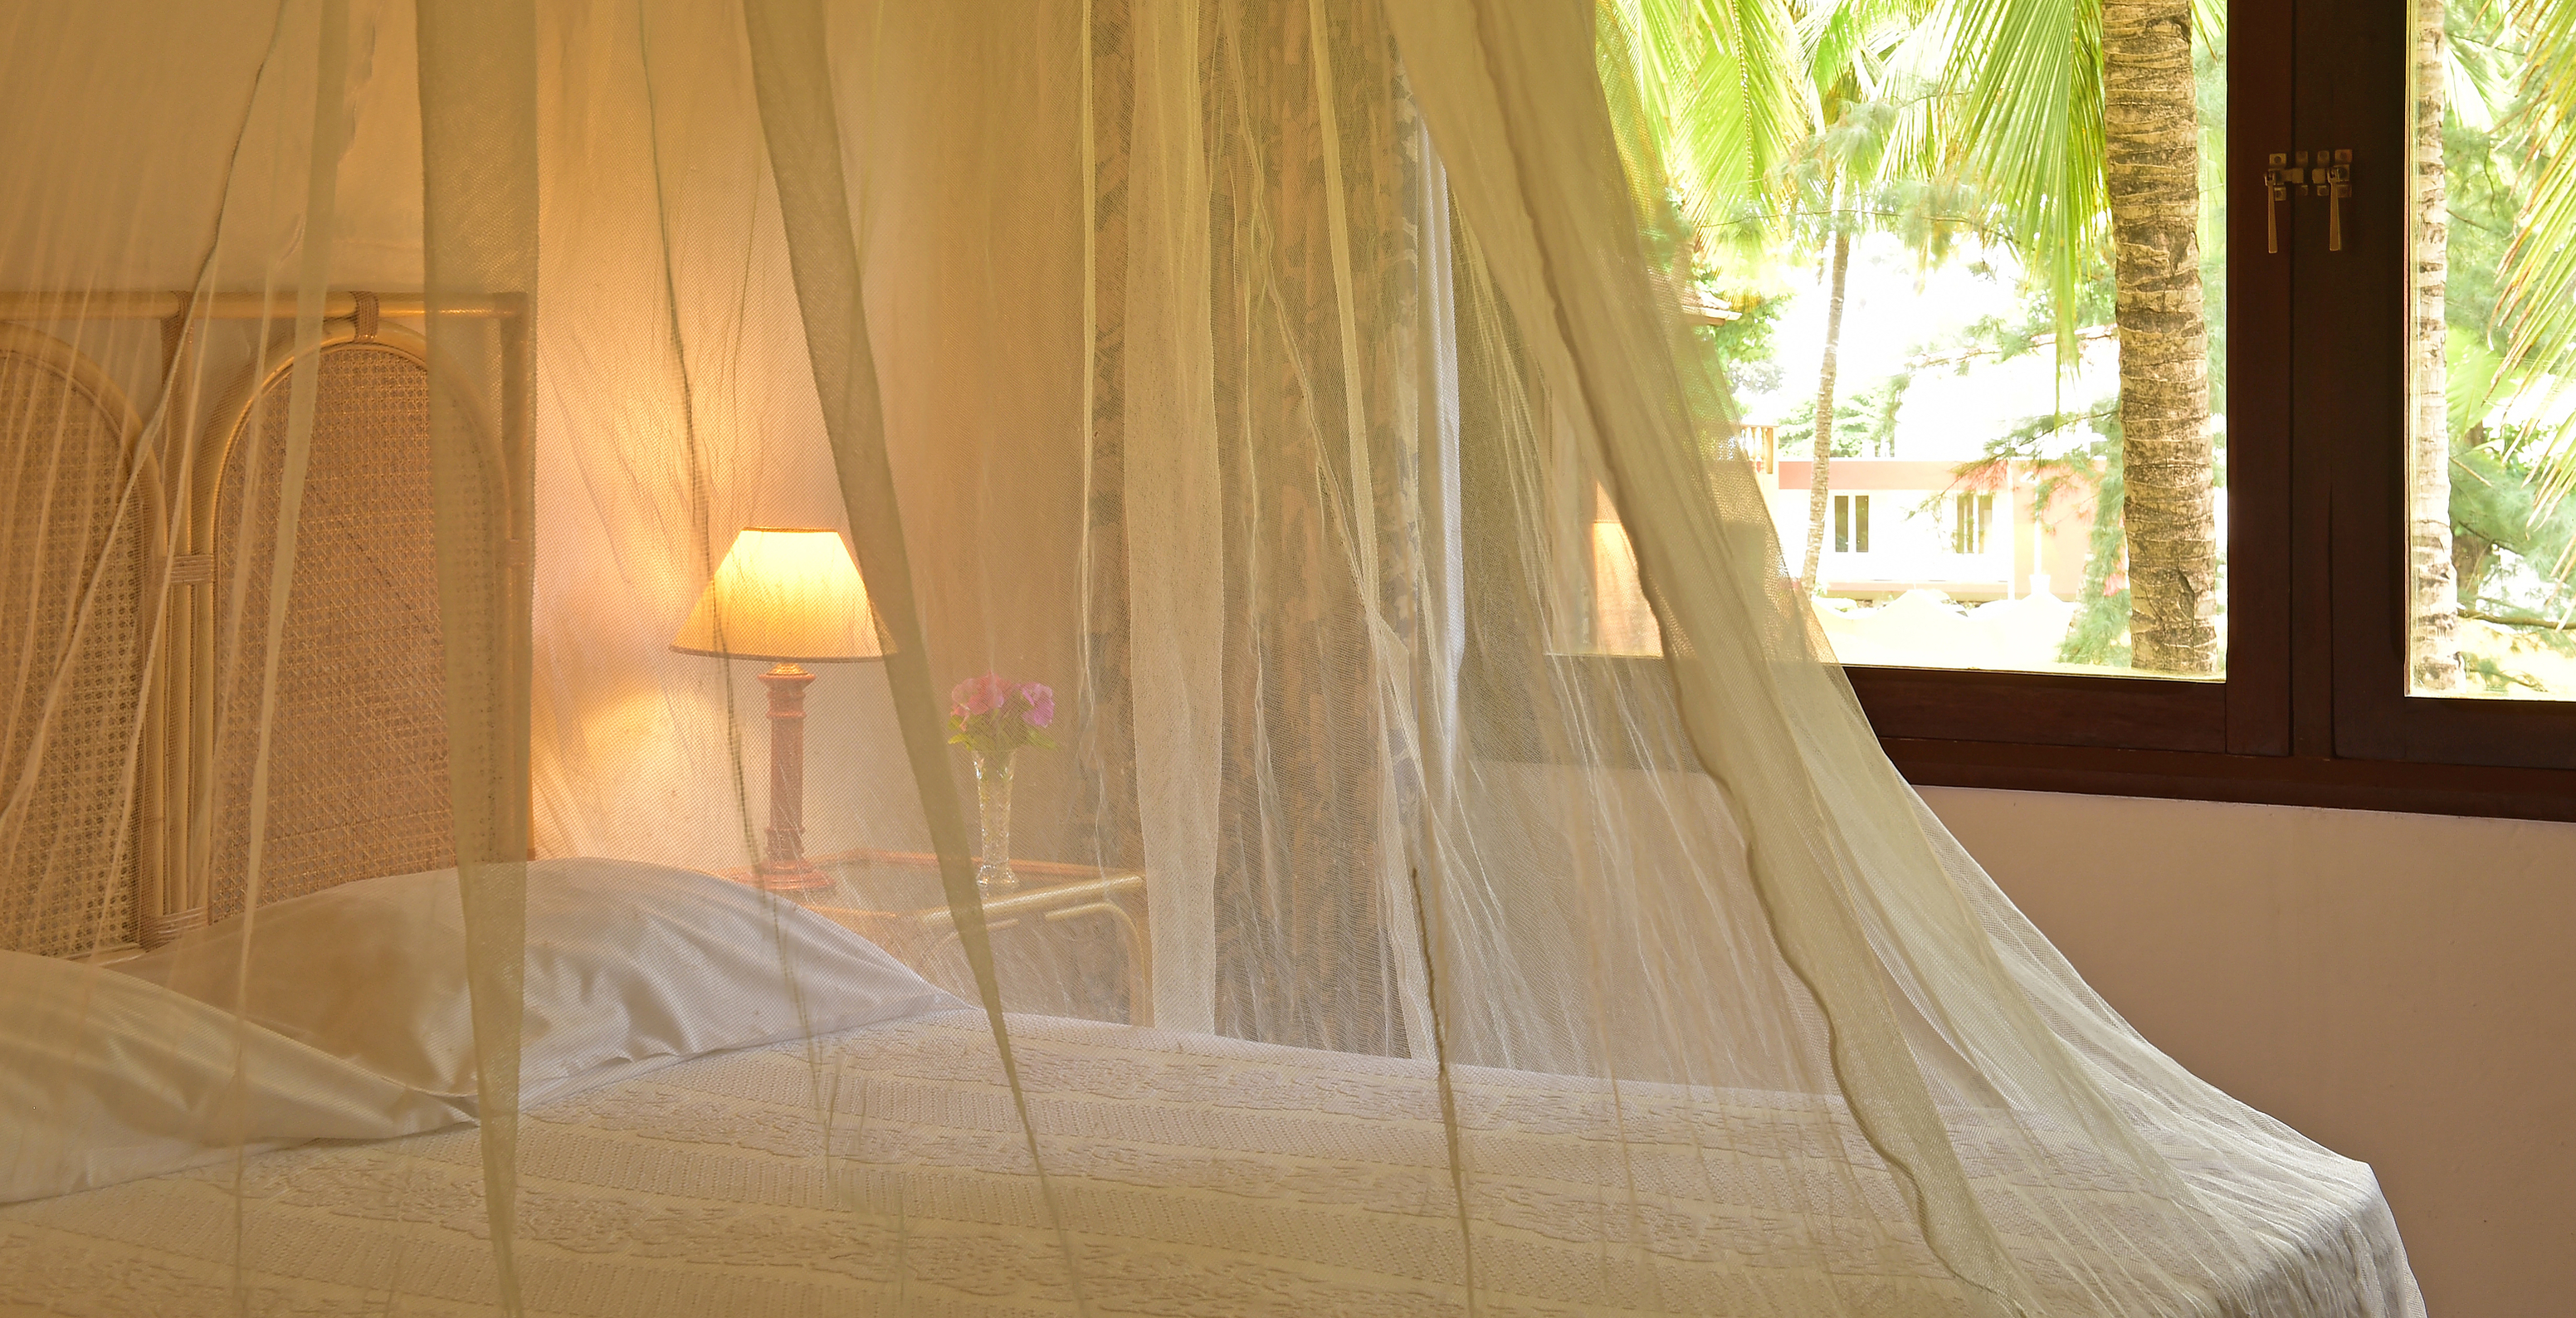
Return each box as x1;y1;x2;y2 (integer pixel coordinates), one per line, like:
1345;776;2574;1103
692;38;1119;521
0;2;2422;1315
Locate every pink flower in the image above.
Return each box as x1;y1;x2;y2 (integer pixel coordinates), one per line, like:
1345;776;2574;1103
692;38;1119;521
950;673;1010;718
947;673;1060;757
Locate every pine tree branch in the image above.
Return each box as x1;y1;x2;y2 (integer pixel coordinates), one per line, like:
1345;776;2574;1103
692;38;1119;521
1907;325;2118;371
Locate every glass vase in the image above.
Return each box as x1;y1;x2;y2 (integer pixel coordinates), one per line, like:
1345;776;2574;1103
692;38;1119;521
973;749;1017;893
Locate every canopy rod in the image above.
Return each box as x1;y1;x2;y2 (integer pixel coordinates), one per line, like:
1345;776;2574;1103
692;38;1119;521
0;290;522;320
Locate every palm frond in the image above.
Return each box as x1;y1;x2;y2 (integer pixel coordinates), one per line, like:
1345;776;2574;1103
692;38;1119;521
2190;0;2226;61
1927;0;2108;369
2490;0;2576;521
1620;0;1816;234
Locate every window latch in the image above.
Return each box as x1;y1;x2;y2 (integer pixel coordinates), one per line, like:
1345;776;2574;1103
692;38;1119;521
2264;154;2295;253
2263;149;2354;254
2324;150;2353;251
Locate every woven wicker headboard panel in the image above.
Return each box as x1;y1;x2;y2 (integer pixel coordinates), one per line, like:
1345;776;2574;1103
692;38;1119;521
203;338;452;920
0;327;149;957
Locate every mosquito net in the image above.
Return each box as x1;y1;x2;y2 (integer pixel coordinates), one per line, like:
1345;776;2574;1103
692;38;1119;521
0;2;2423;1315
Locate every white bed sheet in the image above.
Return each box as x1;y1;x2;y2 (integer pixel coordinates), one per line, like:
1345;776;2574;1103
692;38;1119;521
1;1011;2411;1316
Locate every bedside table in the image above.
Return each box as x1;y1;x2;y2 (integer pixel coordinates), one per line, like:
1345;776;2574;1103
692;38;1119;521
725;847;1152;1026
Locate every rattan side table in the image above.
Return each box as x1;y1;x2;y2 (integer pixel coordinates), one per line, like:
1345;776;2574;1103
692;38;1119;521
724;847;1152;1025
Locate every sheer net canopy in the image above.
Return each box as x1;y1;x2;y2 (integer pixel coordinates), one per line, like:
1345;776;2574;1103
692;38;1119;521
0;2;2423;1315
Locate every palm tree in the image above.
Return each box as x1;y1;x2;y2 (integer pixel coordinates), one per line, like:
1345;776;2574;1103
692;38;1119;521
1619;0;1934;590
2411;0;2463;690
2100;0;2218;673
1782;13;1927;592
1805;222;1854;588
1612;0;1827;581
1787;82;1908;591
1939;0;2218;674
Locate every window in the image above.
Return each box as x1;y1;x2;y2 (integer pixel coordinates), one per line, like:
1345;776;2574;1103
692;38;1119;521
1833;493;1869;554
2402;2;2576;704
1635;0;2230;686
1582;0;2576;819
1953;493;1994;556
1588;481;1661;657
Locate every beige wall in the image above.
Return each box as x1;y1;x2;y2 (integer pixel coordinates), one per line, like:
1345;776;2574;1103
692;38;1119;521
1920;787;2576;1318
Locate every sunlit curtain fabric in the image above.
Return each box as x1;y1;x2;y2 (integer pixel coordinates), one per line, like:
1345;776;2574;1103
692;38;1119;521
0;1;2422;1315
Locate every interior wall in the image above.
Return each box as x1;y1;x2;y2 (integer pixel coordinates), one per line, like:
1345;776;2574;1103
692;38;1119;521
1920;786;2576;1318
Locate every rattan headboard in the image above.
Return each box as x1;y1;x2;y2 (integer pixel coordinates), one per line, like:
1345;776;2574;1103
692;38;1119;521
0;325;157;958
0;291;521;954
186;322;458;925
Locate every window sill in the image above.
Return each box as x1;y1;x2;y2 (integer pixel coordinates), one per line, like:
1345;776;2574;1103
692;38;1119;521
1884;736;2576;824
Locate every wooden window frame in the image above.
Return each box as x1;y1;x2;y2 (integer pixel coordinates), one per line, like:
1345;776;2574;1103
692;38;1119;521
1870;0;2576;822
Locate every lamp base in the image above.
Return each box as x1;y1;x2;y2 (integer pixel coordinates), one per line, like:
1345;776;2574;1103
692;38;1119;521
753;662;829;895
753;857;832;893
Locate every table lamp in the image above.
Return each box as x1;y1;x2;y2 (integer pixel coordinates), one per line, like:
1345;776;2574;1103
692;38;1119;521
672;527;886;891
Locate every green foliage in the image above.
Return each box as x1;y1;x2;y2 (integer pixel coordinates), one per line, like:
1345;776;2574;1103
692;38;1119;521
2462;652;2554;694
1863;370;1913;455
2435;2;2576;595
1777;392;1874;457
1608;0;1814;234
2442;17;2518;352
2452;429;2576;601
1925;0;2228;384
1773;365;1915;458
2466;0;2576;504
1946;263;2117;368
2449;325;2507;441
1930;0;2106;368
1963;403;2113;498
1695;291;1788;396
1943;400;2130;664
1613;0;2226;597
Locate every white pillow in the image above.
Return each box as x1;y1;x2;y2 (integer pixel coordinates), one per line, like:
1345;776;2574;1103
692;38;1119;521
112;858;965;1107
1;949;472;1204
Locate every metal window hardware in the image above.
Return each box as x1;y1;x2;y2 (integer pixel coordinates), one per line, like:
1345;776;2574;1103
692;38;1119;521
2263;149;2354;253
2325;149;2352;251
2264;154;2291;252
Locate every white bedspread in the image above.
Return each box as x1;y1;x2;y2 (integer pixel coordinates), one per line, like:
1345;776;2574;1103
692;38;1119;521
0;1011;2413;1316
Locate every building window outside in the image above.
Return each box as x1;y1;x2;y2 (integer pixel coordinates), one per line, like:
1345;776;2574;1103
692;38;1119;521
1954;492;1995;555
1834;493;1870;554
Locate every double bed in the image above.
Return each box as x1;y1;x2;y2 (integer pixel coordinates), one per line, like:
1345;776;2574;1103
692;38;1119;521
0;300;2418;1316
4;903;2414;1317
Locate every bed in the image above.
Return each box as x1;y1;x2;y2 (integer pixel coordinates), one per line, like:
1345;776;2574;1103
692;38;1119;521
2;854;2416;1318
0;306;2411;1318
2;991;2413;1318
0;304;2417;1317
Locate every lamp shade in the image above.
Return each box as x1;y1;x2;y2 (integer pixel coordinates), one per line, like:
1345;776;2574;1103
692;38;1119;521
671;527;886;662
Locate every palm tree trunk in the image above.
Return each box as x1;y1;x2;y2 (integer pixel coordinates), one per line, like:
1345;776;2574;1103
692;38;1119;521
2102;0;2217;673
1801;226;1852;592
2408;0;2461;690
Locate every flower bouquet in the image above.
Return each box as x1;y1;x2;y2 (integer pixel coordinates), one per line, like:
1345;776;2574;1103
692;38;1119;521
947;675;1056;891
